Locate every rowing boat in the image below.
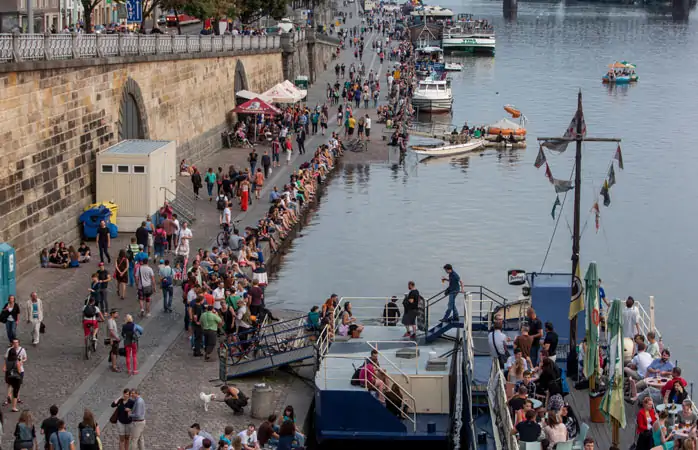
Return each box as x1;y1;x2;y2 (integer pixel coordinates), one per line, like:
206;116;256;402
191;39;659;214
411;139;486;158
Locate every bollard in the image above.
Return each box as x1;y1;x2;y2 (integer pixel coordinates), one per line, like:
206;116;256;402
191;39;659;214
251;384;275;420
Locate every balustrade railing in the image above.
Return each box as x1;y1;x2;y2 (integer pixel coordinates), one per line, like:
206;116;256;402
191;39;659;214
0;32;293;63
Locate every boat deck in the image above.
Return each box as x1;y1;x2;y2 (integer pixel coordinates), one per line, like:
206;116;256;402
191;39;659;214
316;324;456;391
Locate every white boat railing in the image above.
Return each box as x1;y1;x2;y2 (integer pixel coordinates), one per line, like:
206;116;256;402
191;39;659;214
367;340;419;377
318;354;418;431
488;360;520;450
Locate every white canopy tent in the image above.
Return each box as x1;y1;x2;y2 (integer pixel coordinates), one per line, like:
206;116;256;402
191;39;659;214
262;81;307;103
235;90;271;102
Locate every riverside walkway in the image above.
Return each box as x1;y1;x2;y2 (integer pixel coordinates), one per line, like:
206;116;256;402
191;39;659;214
0;2;397;448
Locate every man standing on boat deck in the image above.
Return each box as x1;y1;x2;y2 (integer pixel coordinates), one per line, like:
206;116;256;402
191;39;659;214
440;264;462;323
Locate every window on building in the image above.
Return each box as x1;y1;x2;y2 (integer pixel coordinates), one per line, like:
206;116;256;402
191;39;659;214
132;165;146;174
101;164;114;173
117;165;130;174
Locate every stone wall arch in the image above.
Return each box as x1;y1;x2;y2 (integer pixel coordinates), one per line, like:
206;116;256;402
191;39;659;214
118;77;149;140
234;59;249;106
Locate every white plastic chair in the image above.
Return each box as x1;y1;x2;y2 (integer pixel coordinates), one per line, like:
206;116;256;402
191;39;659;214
555;441;574;450
572;423;590;450
520;442;542;450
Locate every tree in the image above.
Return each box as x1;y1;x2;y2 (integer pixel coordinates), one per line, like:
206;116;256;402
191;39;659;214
140;0;162;30
81;0;103;32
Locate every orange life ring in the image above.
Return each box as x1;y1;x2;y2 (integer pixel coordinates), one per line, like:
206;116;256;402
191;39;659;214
592;309;600;326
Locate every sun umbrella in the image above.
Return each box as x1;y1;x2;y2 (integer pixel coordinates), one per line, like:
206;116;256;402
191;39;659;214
583;262;600;384
601;298;627;442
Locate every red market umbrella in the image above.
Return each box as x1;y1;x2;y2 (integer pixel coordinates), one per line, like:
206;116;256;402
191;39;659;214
233;97;281;115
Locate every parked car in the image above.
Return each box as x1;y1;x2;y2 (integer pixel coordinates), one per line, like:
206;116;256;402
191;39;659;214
94;24;106;33
157;15;166;25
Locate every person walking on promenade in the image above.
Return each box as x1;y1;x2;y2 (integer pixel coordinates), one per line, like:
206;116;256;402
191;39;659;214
48;419;74;450
2;295;20;343
254;169;264;200
114;250;128;300
111;389;134;450
296;127;306;155
25;292;43;346
40;405;60;450
14;410;37;449
248;150;258;174
107;310;121;372
205;168;217;202
175;222;193;272
4;343;24;412
285;137;293;165
128;390;146;450
240;178;250;212
96;262;111;314
159;259;175;313
200;305;222;361
261;151;271;178
271;138;281;169
191;168;203;199
440;264;462;323
121;315;139;376
97;220;111;264
77;409;101;450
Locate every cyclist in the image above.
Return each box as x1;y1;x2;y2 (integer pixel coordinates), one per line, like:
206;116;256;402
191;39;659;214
82;296;104;344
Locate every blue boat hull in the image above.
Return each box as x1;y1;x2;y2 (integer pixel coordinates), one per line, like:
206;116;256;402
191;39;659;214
602;74;638;84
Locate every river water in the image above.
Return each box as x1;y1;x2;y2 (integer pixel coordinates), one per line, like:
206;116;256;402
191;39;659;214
265;2;698;376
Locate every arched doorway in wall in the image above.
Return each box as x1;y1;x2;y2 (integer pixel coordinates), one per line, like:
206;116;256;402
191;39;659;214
234;60;249;106
118;78;149;141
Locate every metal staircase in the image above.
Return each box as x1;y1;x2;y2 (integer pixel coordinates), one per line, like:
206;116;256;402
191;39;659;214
160;180;198;224
426;319;464;343
218;315;316;380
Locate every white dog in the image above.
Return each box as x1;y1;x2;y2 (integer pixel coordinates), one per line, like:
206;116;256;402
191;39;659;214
200;392;216;411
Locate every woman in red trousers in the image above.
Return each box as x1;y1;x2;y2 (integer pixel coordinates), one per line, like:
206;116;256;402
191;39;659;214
240;178;250;212
121;314;139;375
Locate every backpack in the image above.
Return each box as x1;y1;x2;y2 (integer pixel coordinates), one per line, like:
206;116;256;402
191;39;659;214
154;230;166;245
16;423;33;448
350;360;367;386
217;195;226;210
83;304;97;318
161;267;173;289
126;248;134;262
80;425;96;446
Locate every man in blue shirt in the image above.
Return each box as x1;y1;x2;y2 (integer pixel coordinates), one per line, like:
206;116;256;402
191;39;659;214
440;264;461;322
135;245;148;263
635;349;674;391
129;389;146;449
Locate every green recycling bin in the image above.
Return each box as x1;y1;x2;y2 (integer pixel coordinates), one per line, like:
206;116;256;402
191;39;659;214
295;75;309;89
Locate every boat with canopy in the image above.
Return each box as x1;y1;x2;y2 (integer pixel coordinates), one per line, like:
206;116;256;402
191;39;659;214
602;61;638;84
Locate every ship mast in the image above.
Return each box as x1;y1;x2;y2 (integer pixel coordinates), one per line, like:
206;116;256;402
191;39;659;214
536;90;621;351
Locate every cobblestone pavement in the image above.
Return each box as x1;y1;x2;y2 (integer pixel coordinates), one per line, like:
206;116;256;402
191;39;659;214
2;3;392;447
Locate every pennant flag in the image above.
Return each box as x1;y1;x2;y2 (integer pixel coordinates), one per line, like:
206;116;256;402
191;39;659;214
545;163;554;184
592;202;601;232
534;145;547;169
553;178;574;194
608;165;616;188
600;180;611;207
541;111;586;153
569;262;585;320
615;144;624;170
551;195;561;220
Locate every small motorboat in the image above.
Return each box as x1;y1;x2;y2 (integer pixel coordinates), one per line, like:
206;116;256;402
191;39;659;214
504;105;521;118
444;62;463;71
602;61;638;84
411;139;486;159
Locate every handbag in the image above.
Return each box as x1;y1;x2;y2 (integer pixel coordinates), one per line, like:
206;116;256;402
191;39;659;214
109;406;119;424
139;268;153;296
491;330;510;368
39;322;46;334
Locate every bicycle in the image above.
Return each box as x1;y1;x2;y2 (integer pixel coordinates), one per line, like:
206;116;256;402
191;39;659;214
216;220;241;248
84;321;99;360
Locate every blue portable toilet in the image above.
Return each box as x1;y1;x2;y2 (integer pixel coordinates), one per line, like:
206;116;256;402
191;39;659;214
0;244;17;306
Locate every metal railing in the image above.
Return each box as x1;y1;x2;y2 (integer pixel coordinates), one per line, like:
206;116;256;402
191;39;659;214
487;360;520;450
367;340;420;377
0;32;285;63
317;354;418;431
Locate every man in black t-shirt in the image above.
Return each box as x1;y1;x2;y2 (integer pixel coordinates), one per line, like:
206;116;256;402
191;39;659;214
507;385;529;413
512;410;541;442
543;321;559;361
40;405;60;450
526;308;543;367
97;220;111;264
191;296;204;357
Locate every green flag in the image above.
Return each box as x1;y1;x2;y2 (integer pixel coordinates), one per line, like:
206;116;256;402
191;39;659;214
551;196;561;220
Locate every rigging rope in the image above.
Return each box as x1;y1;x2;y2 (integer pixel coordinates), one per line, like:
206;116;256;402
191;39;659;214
539;164;575;272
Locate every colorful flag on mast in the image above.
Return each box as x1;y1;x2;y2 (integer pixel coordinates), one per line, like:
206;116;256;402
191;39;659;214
592;202;601;232
553;178;574;194
614;144;624;170
600;180;611;207
534;145;547;169
551;195;561;220
545;163;554;184
568;262;585;320
608;165;616;188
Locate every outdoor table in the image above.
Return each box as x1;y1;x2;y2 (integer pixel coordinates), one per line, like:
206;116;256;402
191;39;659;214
656;403;681;415
644;376;670;389
672;423;692;439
